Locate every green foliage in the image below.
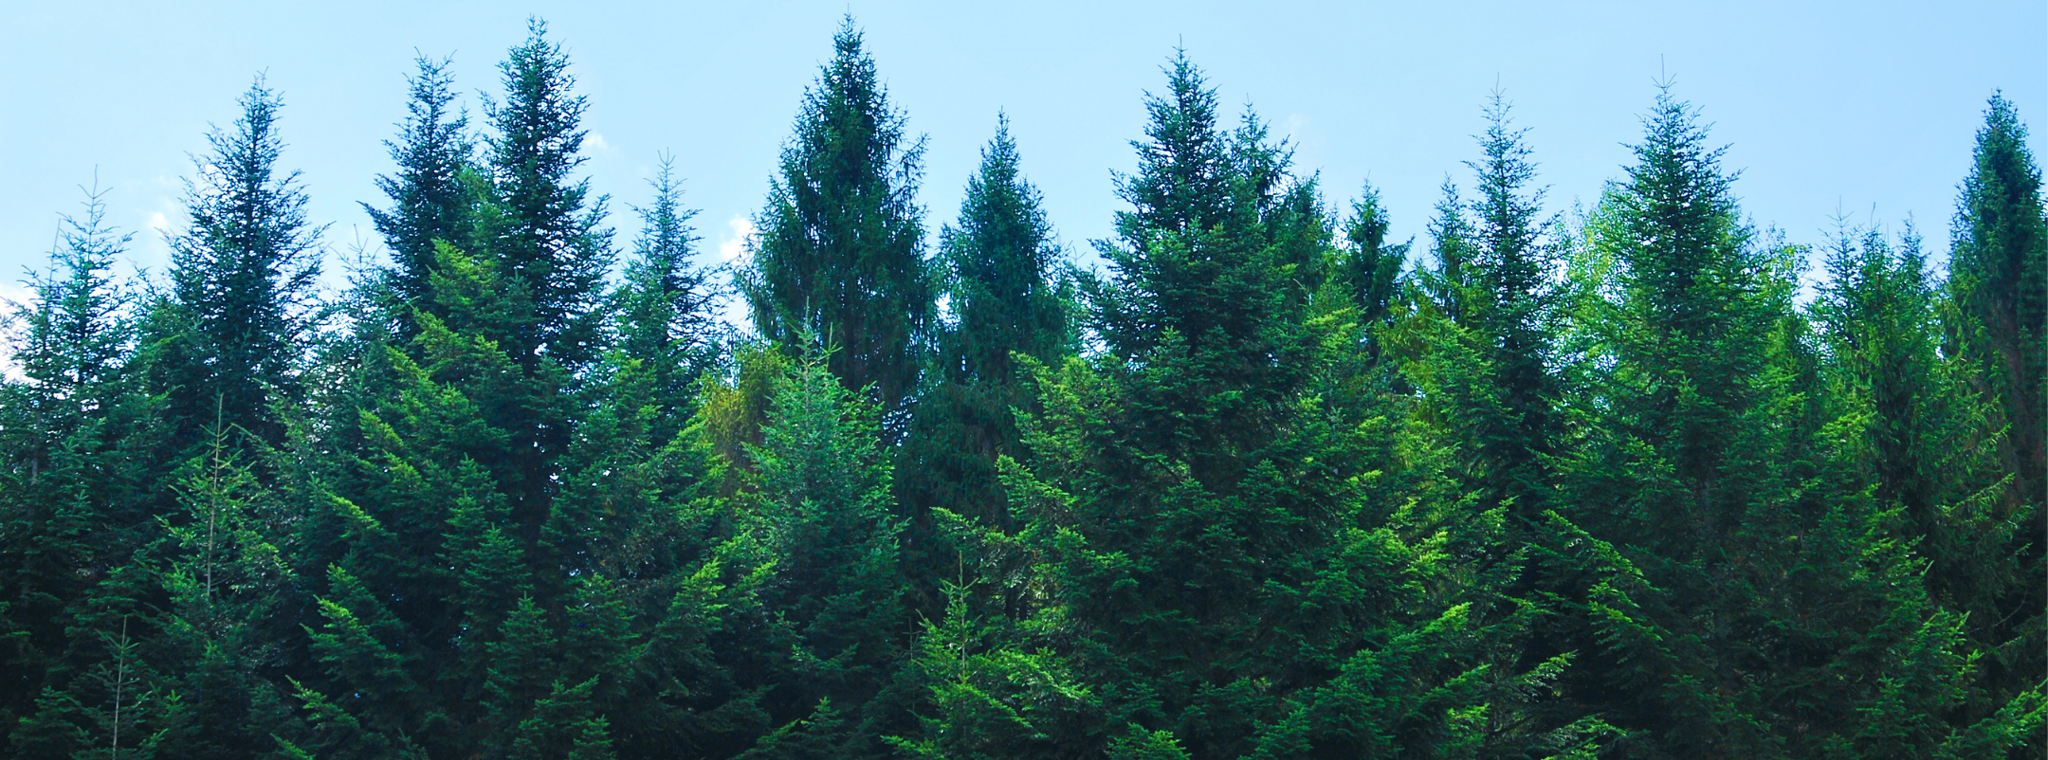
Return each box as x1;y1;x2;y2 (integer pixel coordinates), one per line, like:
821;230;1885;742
739;17;935;423
1945;92;2048;715
1544;87;2032;759
3;22;2036;760
365;54;477;327
160;77;324;453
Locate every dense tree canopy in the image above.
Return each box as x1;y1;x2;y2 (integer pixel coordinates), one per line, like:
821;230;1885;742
0;17;2040;760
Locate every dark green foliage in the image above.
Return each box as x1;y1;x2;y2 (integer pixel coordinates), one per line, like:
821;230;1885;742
160;77;323;452
901;117;1075;538
615;154;725;441
938;116;1074;388
1407;96;1564;531
1814;222;2038;741
739;18;935;424
997;55;1553;760
483;18;615;375
1945;93;2048;714
364;54;476;327
734;355;909;754
1545;88;2038;758
1328;182;1409;361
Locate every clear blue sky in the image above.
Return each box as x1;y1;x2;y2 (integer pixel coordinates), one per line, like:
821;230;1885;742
2;1;2042;309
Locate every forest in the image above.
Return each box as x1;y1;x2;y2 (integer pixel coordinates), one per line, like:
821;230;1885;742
0;16;2042;760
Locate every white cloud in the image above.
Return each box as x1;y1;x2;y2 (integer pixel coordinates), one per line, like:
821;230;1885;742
587;131;615;153
719;216;757;266
713;216;759;333
1283;113;1310;142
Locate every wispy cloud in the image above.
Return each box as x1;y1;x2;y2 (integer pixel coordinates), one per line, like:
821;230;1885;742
714;216;758;333
718;216;756;266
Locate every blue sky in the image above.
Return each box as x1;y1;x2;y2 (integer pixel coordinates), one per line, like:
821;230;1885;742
1;1;2042;312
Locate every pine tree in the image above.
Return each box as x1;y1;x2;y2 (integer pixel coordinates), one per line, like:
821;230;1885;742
885;579;1093;760
738;17;935;426
465;17;613;536
160;77;324;453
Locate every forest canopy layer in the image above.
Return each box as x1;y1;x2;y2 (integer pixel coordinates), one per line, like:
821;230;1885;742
1;16;2043;760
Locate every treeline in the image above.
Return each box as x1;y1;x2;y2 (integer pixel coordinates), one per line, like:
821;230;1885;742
1;17;2042;760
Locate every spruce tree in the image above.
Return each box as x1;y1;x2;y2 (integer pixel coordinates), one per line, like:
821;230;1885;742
902;116;1074;532
160;77;324;452
483;18;613;375
0;186;158;759
1945;92;2047;712
614;154;723;441
738;17;935;425
364;54;477;329
1001;54;1552;759
1327;182;1408;363
1545;88;2035;758
1814;223;2033;735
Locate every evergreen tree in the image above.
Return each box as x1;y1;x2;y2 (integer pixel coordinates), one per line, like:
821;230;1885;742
150;420;302;760
1813;222;2033;735
0;186;160;759
1327;182;1409;363
902;116;1074;532
160;77;324;453
731;355;909;756
1545;87;2037;758
364;54;478;329
1002;55;1556;759
738;17;935;426
615;153;724;441
483;18;614;375
1945;92;2047;712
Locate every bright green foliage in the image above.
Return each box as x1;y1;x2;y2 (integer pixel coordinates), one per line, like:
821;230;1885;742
150;422;302;759
1000;56;1544;759
731;355;909;755
159;77;323;452
1945;92;2048;712
739;18;935;423
1546;88;2033;758
886;579;1093;760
